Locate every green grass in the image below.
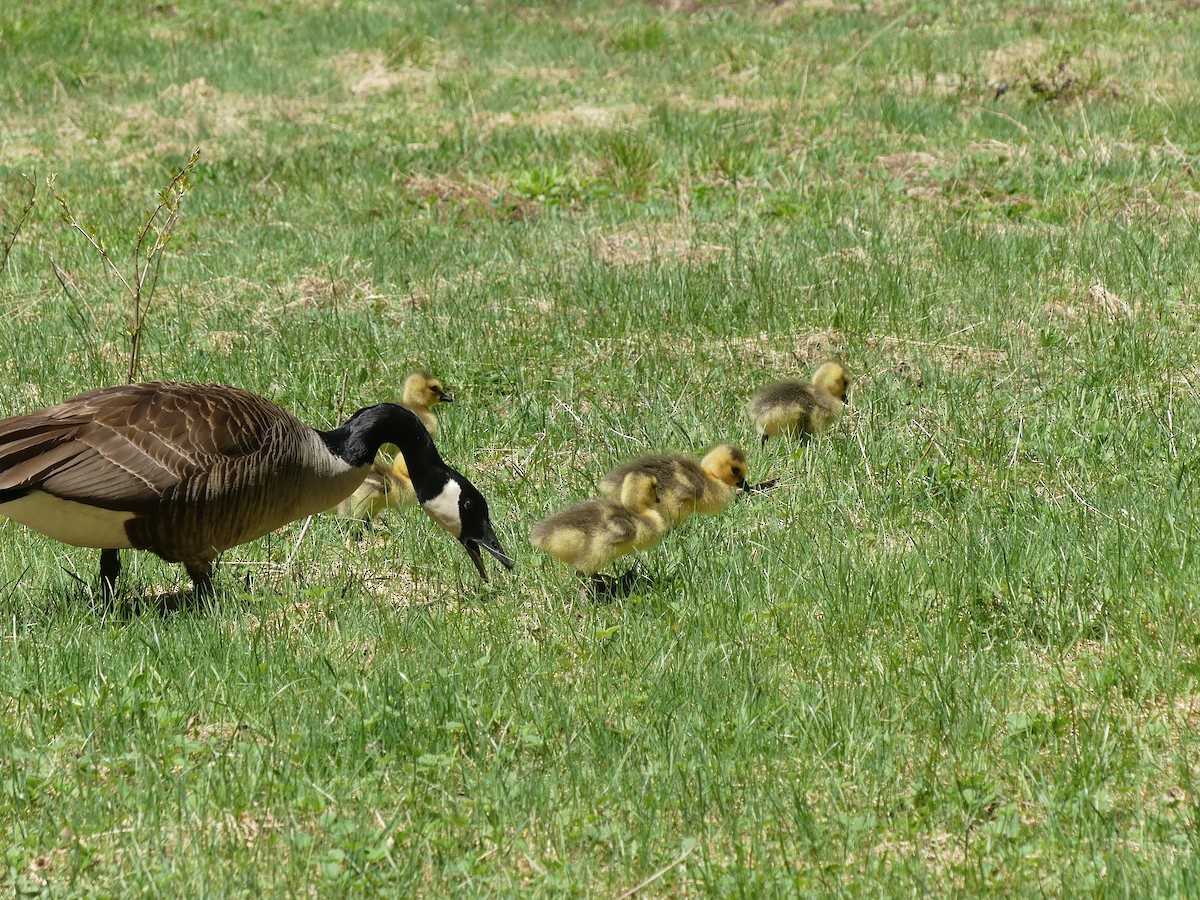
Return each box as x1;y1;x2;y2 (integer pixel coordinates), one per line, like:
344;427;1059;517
4;0;1200;893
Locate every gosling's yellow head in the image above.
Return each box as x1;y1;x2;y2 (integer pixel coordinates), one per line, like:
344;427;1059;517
619;472;660;513
700;444;749;490
813;362;851;403
402;371;454;410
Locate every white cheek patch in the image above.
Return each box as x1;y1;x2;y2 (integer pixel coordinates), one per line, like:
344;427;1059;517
421;481;462;538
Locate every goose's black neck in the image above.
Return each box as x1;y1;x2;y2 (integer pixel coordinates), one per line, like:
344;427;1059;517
320;403;443;471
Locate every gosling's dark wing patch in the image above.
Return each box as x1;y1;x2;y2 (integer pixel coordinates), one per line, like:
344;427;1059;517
749;380;818;416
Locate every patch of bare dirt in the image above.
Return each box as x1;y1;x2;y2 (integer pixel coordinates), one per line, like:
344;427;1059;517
476;103;645;137
185;714;255;744
403;171;505;205
213;809;285;850
79;77;322;166
508;65;583;84
0;130;42;165
285;266;390;311
876;151;945;201
592;222;726;266
24;848;69;889
203;331;245;354
987;39;1055;83
984;40;1121;102
866;333;1008;370
657;0;855;14
714;328;849;371
333;49;441;97
672;92;787;114
870;831;966;875
399;171;537;222
885;72;967;98
1044;278;1135;323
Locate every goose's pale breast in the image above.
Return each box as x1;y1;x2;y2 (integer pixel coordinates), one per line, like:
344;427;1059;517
0;492;136;548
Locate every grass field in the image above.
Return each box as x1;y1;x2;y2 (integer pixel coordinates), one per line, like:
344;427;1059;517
4;0;1200;893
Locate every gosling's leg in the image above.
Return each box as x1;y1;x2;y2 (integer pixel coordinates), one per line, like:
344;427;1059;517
579;573;609;602
184;560;214;599
584;572;634;601
99;549;121;600
745;478;780;496
615;568;643;595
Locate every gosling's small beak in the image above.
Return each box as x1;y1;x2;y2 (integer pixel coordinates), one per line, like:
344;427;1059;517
438;390;455;403
462;522;515;581
736;477;749;491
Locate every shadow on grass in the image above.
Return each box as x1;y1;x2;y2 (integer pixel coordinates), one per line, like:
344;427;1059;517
57;563;251;620
587;565;673;603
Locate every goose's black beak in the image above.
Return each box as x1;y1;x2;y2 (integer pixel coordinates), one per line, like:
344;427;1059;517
438;390;455;403
462;521;515;581
736;477;749;491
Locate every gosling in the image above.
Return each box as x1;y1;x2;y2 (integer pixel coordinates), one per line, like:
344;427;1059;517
336;371;453;520
530;472;667;589
748;361;850;444
597;444;748;529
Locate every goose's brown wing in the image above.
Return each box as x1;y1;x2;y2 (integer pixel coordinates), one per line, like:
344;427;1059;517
0;382;295;512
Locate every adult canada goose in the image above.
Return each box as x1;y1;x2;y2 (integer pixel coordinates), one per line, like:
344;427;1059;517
335;371;453;520
597;444;748;528
530;472;667;589
0;382;514;597
749;361;850;444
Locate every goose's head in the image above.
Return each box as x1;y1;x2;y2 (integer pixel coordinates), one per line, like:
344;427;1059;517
326;403;511;581
420;470;515;581
403;371;454;410
813;362;851;403
701;444;749;491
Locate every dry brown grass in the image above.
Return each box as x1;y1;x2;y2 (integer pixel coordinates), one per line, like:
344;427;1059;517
1043;276;1136;324
656;0;855;15
591;221;727;266
284;266;392;312
331;49;445;98
984;39;1122;101
473;103;646;138
866;333;1008;371
876;150;945;202
707;328;849;372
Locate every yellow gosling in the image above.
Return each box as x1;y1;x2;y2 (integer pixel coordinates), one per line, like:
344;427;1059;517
530;472;667;581
598;444;748;529
335;371;453;520
748;361;850;444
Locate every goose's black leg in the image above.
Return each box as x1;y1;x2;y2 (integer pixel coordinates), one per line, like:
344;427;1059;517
185;560;214;599
760;433;769;447
99;549;121;599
